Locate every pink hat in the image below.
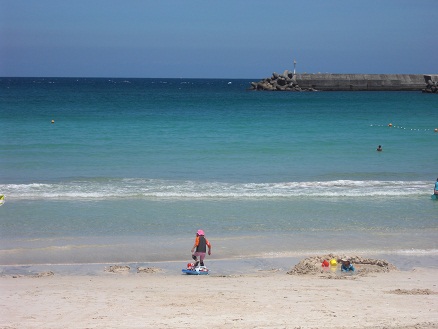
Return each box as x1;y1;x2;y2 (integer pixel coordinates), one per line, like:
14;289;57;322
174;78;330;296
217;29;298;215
197;229;205;236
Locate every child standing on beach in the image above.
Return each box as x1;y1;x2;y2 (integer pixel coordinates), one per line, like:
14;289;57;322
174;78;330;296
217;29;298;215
191;229;211;267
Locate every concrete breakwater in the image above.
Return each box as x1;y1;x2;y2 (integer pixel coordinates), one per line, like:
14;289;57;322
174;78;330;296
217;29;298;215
250;72;429;91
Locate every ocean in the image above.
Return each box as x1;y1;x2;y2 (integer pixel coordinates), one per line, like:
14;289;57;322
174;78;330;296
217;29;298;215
1;77;437;274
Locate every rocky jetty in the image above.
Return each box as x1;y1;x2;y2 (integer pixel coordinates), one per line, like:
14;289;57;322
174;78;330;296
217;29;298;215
249;70;317;92
422;75;438;93
250;72;429;91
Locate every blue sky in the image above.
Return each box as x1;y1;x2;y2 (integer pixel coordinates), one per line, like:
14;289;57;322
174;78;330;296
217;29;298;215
1;0;437;78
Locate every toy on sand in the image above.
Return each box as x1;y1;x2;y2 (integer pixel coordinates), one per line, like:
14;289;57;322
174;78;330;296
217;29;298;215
182;262;209;275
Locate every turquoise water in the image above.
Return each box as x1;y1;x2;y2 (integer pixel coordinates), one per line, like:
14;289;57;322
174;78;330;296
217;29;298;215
0;78;437;268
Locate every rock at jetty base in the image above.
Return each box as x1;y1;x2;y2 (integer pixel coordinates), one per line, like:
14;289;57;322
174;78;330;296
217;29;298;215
249;70;317;92
422;76;438;93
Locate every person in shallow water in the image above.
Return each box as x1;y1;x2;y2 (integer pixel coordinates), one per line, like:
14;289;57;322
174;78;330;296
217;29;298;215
434;178;438;195
376;145;383;151
191;229;211;267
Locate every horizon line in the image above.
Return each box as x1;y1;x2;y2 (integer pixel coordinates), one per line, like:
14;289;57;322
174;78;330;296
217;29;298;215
1;73;436;80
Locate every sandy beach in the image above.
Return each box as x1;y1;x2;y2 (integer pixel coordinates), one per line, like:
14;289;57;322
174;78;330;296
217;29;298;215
1;258;437;329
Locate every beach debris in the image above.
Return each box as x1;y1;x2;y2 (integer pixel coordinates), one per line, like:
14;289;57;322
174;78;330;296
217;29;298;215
105;265;130;273
136;267;162;274
287;254;397;278
257;268;281;273
32;271;55;278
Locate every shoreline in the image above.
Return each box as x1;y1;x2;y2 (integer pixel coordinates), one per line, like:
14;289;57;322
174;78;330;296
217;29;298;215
1;252;437;277
2;228;437;269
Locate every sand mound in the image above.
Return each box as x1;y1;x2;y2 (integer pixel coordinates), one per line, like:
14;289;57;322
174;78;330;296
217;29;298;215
10;271;55;278
137;267;162;274
287;254;397;278
105;265;130;273
386;288;438;295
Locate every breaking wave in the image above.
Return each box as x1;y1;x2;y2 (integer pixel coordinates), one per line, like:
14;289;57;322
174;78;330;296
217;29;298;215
0;179;432;201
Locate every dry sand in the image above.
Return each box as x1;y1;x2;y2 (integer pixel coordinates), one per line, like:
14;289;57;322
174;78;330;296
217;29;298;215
1;257;437;329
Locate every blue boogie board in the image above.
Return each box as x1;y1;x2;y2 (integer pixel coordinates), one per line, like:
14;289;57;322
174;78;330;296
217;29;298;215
182;266;209;275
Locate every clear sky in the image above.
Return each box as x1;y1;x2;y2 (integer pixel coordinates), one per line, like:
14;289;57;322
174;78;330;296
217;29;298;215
1;0;437;78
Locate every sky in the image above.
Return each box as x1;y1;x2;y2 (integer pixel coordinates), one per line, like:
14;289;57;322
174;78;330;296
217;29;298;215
1;0;437;79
